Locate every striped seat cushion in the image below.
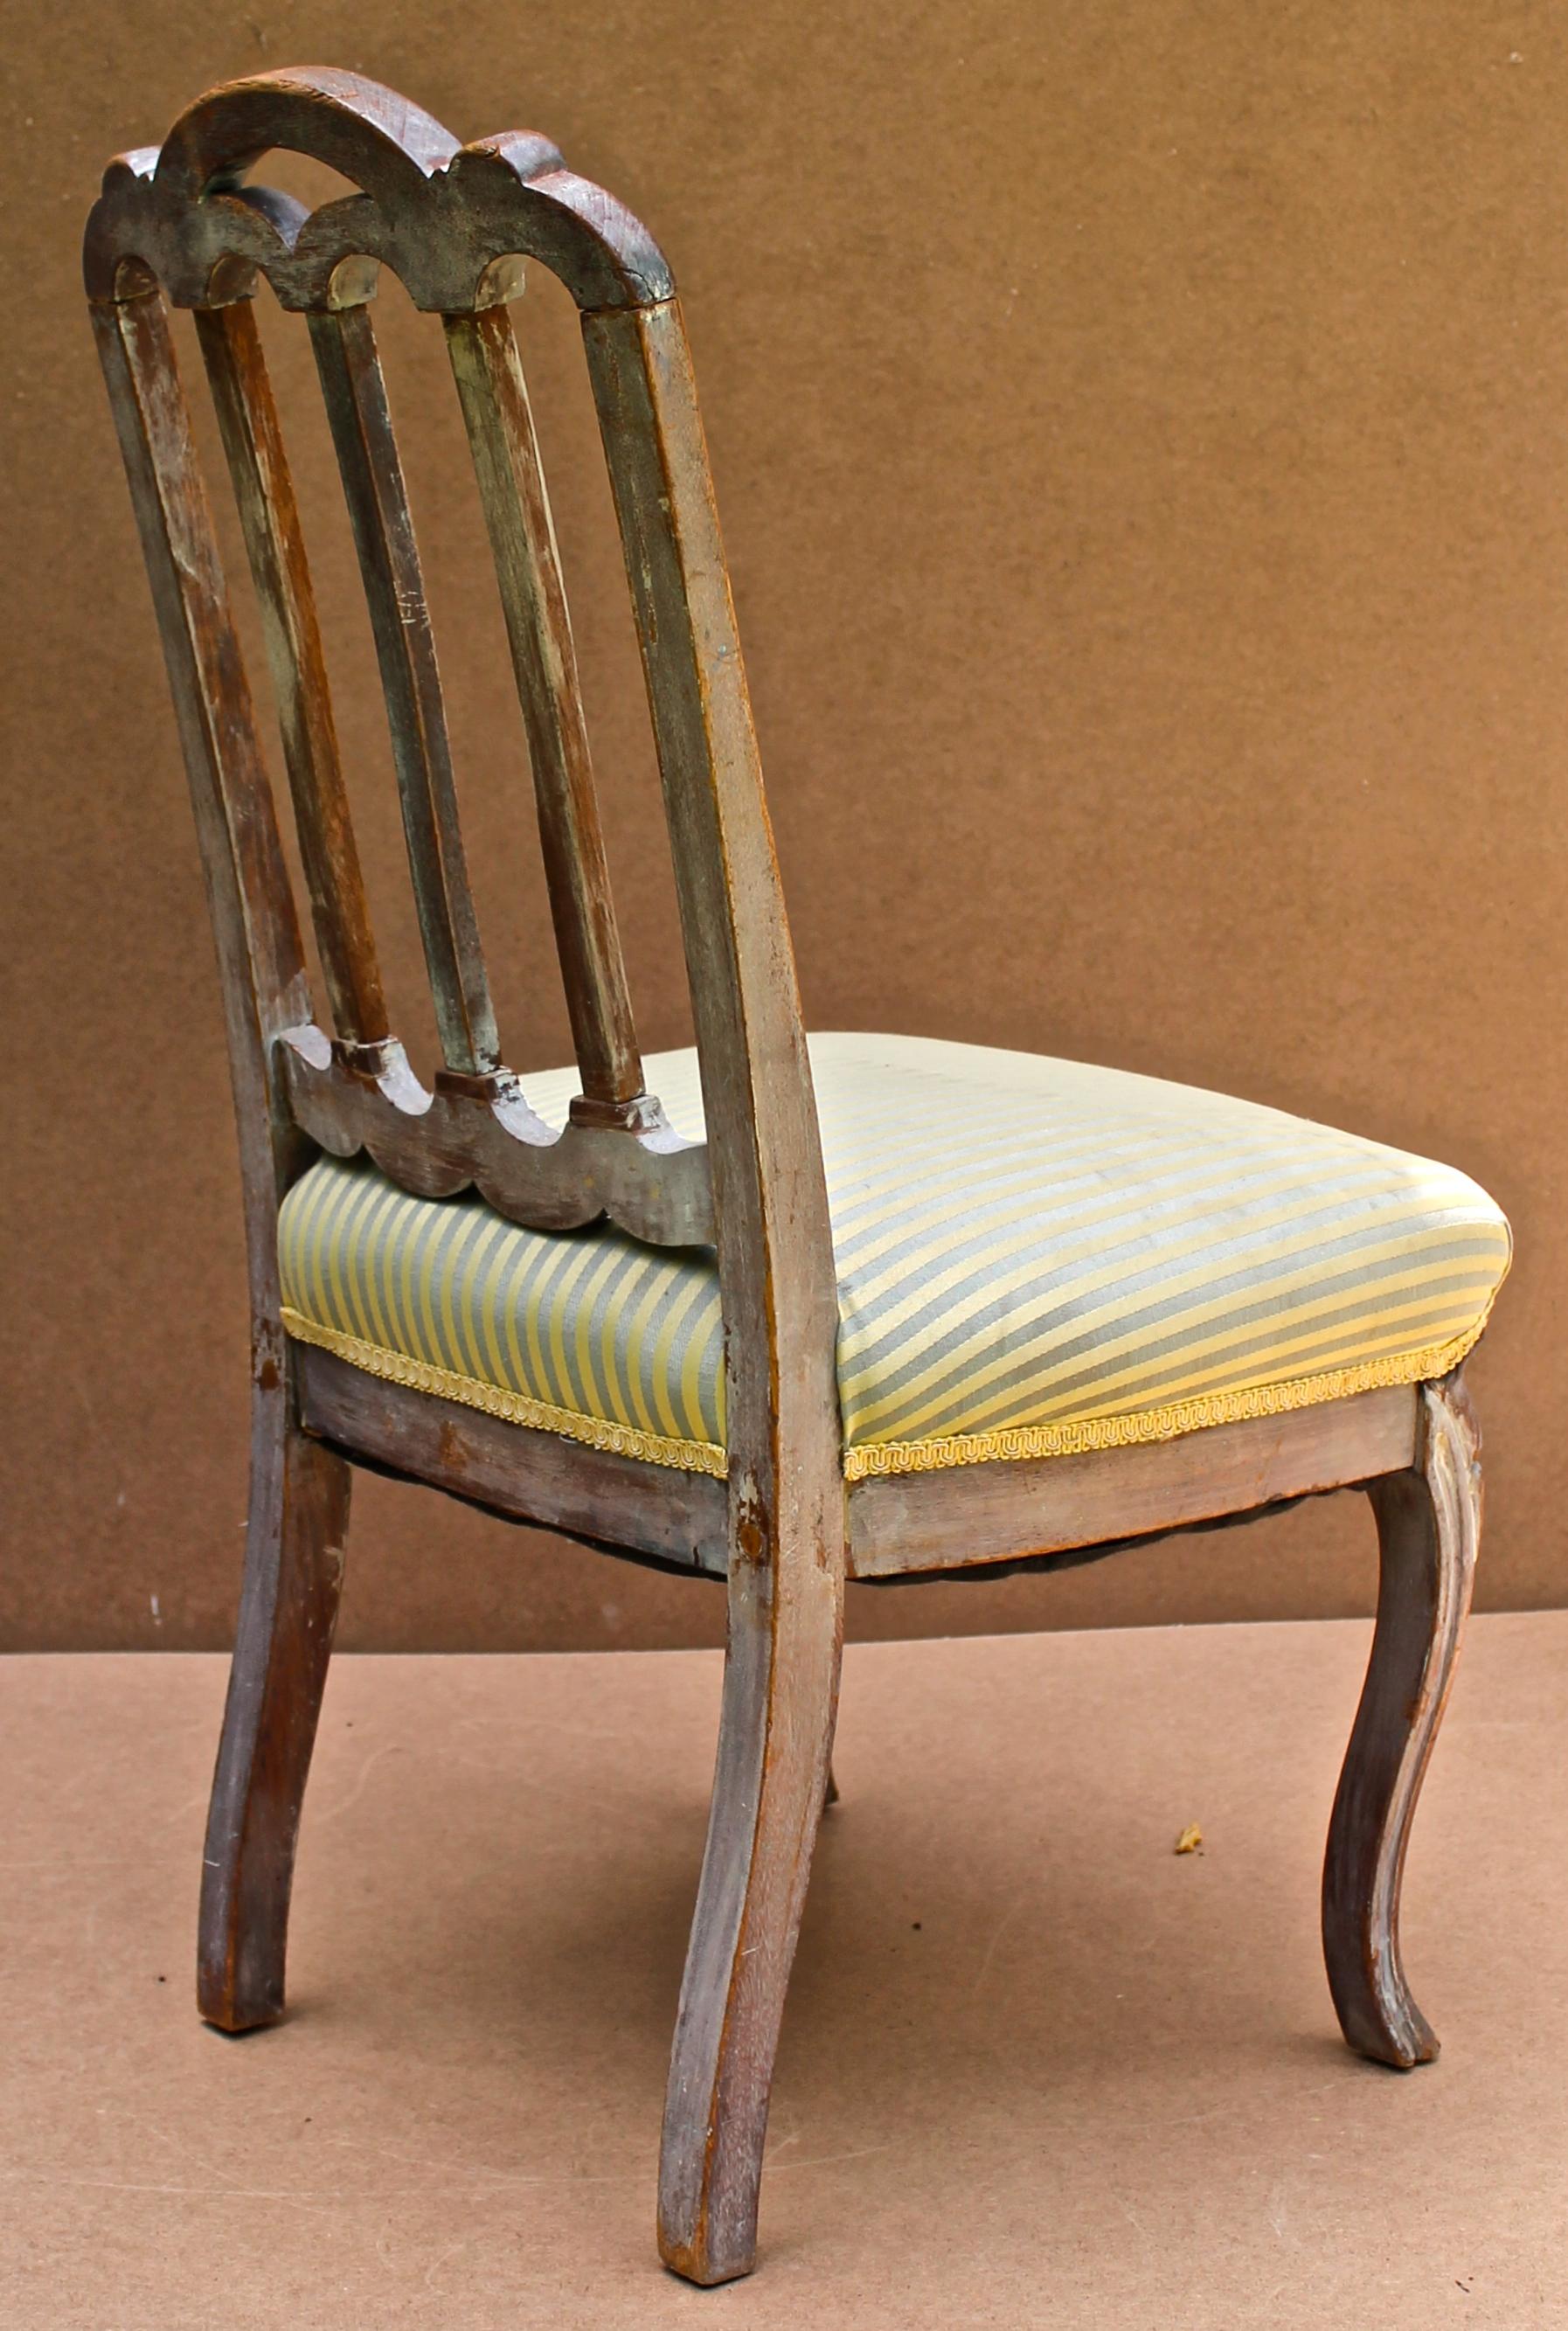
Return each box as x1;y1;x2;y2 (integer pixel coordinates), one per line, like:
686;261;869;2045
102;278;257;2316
278;1032;1510;1481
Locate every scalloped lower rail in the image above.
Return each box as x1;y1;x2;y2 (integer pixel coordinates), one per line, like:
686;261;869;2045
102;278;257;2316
278;1024;714;1246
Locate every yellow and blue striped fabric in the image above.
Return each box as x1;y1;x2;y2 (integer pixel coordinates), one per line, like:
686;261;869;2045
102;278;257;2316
278;1033;1510;1481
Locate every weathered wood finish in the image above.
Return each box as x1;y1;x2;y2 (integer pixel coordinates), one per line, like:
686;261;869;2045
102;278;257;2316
89;280;309;1316
445;302;645;1114
1323;1374;1482;2068
294;1356;1421;1592
88;71;717;1227
89;66;1487;2288
194;300;388;1048
308;300;499;1078
92;274;341;2043
297;1342;729;1572
582;292;845;2282
89;70;840;2284
199;1387;350;2029
849;1386;1419;1579
279;1024;714;1245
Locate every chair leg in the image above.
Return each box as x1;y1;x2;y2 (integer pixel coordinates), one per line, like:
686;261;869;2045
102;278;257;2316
198;1370;350;2032
657;1527;843;2285
1322;1372;1481;2068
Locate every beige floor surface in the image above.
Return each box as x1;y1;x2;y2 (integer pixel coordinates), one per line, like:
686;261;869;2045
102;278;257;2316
3;1614;1566;2328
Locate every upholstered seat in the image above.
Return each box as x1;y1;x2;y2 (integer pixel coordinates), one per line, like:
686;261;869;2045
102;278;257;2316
280;1032;1510;1481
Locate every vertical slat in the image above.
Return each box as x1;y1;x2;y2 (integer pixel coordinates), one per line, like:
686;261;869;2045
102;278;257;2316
444;305;644;1114
308;302;499;1077
195;302;388;1049
91;281;310;1329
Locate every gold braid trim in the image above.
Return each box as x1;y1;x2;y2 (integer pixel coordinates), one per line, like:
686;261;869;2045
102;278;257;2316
282;1309;1492;1486
840;1322;1491;1480
280;1310;727;1479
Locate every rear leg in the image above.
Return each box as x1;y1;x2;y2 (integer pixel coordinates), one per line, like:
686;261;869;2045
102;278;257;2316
198;1366;350;2031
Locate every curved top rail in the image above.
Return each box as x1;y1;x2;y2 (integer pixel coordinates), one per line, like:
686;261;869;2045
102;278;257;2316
84;66;676;313
155;66;460;203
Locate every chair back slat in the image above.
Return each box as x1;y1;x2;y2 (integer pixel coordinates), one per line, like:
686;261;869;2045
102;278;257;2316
445;303;644;1117
194;300;389;1048
92;276;310;1335
308;301;500;1077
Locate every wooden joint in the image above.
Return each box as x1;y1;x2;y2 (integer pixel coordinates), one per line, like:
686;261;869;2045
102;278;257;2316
568;1090;667;1134
332;1036;403;1079
318;254;382;313
434;1064;523;1104
469;254;529;310
96;257;162;308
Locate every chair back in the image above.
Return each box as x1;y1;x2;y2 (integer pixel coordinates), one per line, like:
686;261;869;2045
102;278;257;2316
86;68;841;1497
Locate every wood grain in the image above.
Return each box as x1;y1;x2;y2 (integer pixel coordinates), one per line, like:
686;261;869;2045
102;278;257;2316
296;1342;729;1573
446;303;646;1115
195;301;387;1048
848;1387;1419;1578
278;1023;713;1245
583;296;844;2283
83;73;672;316
1322;1372;1481;2068
198;1386;350;2029
89;279;309;1323
308;300;499;1077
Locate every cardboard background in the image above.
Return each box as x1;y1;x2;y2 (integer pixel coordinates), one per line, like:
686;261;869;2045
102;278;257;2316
2;2;1561;1650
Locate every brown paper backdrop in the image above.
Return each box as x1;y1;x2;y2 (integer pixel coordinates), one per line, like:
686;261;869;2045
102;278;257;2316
2;3;1563;1651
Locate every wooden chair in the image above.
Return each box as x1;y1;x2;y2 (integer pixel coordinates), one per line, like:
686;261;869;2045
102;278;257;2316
87;67;1510;2285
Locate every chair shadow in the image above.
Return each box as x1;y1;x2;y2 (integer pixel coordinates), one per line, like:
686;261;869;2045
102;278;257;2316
285;1758;1389;2148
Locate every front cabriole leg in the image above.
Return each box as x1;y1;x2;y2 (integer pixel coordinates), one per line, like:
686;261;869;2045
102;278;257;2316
1322;1371;1481;2067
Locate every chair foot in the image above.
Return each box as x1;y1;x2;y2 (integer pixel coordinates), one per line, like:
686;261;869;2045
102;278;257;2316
1322;1373;1481;2069
198;1377;350;2032
656;1507;843;2286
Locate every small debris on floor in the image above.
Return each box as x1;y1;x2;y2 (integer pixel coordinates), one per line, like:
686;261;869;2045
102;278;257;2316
1174;1823;1204;1855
